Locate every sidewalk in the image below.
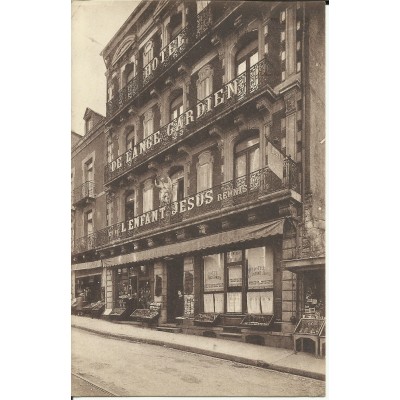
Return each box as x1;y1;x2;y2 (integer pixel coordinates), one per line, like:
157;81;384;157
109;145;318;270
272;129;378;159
72;315;325;381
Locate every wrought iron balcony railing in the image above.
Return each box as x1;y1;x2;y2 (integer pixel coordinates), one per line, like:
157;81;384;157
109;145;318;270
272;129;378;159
106;5;213;119
74;159;298;255
105;57;272;184
72;181;96;205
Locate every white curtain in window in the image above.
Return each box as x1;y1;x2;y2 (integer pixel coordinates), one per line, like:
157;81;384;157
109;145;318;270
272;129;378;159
227;292;242;313
197;163;211;192
203;293;214;313
143;186;153;213
213;293;224;313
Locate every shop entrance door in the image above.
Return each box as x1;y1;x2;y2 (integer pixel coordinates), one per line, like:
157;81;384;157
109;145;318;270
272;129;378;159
167;259;184;323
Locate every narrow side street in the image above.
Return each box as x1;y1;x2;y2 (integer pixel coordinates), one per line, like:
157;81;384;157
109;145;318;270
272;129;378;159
72;328;325;397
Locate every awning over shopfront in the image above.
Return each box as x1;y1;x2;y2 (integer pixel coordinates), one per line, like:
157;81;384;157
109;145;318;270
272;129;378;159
283;257;325;273
102;218;286;267
72;260;102;272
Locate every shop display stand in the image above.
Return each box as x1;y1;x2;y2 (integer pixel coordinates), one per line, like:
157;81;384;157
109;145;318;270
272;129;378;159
293;318;325;357
193;313;221;326
240;314;274;329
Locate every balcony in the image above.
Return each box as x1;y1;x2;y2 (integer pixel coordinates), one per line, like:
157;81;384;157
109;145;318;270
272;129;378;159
105;57;273;185
72;181;96;206
106;5;213;119
73;158;299;255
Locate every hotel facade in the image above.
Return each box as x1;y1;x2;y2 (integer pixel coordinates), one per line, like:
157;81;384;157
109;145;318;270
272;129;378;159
71;0;325;350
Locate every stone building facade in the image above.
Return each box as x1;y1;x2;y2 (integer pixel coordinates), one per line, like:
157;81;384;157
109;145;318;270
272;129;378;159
71;0;325;350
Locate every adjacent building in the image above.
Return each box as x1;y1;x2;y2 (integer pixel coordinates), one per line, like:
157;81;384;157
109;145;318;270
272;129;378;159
71;0;325;351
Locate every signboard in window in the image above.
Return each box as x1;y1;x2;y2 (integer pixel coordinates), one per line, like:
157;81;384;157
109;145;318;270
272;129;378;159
204;254;224;291
267;142;284;179
228;265;242;287
227;292;242;313
184;295;194;317
184;271;194;295
247;247;273;289
227;250;242;263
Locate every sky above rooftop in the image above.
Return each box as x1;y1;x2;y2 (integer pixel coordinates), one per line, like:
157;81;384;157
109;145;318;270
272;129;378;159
72;0;140;135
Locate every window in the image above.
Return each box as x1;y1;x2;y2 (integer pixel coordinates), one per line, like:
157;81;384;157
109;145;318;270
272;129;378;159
143;40;153;66
85;210;93;236
203;253;224;313
197;151;213;192
201;247;275;315
170;95;183;121
171;168;185;202
143;109;154;139
197;64;213;100
246;247;274;314
234;135;260;179
125;190;135;220
235;38;259;76
142;180;153;213
85;118;93;134
85;158;94;196
126;128;135;151
106;201;113;227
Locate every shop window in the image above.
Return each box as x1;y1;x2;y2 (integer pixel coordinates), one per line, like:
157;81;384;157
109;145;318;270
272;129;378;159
203;253;224;313
142;180;153;213
301;270;325;318
246;247;274;315
125;190;135;220
171;168;185;202
197;64;213;100
234;135;260;180
75;275;102;303
170;94;183;121
197;151;213;192
235;38;259;76
143;40;153;66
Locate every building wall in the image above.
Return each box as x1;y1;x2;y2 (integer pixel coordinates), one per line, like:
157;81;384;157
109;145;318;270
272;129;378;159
71;1;325;346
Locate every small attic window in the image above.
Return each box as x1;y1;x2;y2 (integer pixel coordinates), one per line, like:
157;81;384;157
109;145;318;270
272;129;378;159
85;117;93;134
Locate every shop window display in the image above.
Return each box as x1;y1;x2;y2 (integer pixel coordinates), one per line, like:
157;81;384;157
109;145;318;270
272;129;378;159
201;246;275;315
302;270;325;319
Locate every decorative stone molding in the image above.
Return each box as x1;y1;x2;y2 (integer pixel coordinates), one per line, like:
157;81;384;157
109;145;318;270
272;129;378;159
178;63;189;75
197;223;210;235
150;88;159;98
176;228;190;241
133;241;141;251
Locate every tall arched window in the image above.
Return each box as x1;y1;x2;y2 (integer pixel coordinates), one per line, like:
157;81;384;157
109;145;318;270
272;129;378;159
126;128;135;151
235;38;259;76
142;179;153;213
170;93;183;121
234;134;260;179
171;167;185;202
143;40;153;66
197;151;213;192
197;64;213;100
125;190;135;220
143;109;154;139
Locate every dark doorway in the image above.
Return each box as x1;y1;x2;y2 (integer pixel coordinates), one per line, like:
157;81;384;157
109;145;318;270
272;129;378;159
167;259;184;322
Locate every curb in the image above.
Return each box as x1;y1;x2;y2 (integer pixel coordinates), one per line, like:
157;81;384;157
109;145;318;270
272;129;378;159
72;324;325;381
